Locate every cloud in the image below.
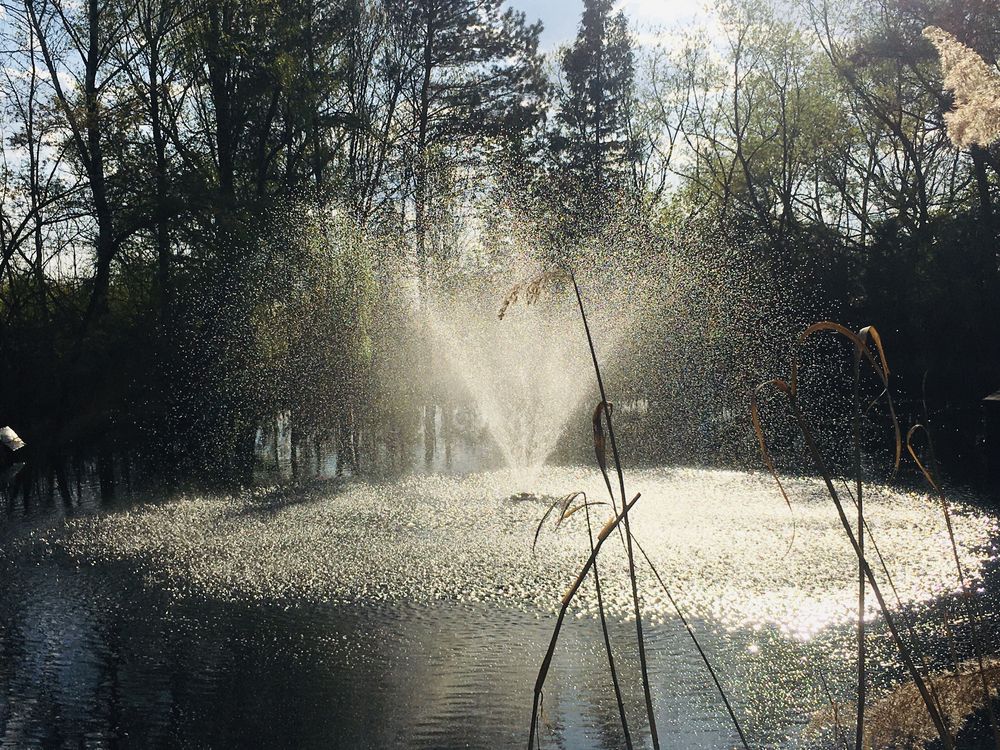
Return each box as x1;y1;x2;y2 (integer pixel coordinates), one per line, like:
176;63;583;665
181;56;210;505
615;0;708;29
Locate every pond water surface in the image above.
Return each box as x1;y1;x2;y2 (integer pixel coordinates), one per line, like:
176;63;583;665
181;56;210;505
2;467;999;749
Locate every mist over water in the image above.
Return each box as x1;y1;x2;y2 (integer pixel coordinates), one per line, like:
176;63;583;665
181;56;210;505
392;197;811;479
425;281;597;482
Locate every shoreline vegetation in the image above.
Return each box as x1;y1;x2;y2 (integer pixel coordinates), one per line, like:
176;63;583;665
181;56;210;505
1;0;998;493
808;658;1000;750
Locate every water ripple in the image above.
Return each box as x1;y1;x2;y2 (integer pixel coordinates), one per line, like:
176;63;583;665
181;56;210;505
22;467;997;642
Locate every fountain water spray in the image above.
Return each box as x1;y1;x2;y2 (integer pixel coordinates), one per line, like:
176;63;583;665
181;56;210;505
426;282;595;485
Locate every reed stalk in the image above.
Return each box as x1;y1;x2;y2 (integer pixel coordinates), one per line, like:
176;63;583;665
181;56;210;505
584;498;634;750
570;273;660;748
840;479;950;726
515;270;745;748
751;322;953;750
852;342;865;750
815;665;852;750
631;536;751;749
792;393;951;748
534;492;633;749
526;493;643;750
907;423;1000;750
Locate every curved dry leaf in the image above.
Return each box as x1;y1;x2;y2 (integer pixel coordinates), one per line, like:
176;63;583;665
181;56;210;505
532;493;575;554
532;491;605;553
858;325;901;472
793;321;889;393
592;401;612;475
793;322;900;472
560;501;609;524
906;424;941;492
750;379;795;512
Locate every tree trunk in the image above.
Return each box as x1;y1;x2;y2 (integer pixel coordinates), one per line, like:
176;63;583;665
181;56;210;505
971;146;995;222
290;419;300;480
81;0;116;326
417;15;436;466
150;43;171;328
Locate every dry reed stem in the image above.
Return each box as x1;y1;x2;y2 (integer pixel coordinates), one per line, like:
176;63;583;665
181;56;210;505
526;493;643;750
631;536;751;749
817;665;853;750
907;425;1000;750
854;330;866;750
852;324;898;750
573;274;660;749
839;479;951;728
751;322;952;750
511;269;745;749
532;491;633;749
505;269;658;747
583;497;634;750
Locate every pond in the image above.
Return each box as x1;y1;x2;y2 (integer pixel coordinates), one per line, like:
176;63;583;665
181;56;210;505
1;466;999;748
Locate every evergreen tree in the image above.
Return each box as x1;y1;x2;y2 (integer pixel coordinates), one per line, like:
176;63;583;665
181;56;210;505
385;0;546;463
553;0;637;192
386;0;546;273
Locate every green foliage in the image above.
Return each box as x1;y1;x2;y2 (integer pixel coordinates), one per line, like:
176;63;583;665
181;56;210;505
552;0;637;191
1;0;999;485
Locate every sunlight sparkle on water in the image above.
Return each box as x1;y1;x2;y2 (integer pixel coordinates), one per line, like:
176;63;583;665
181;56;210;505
28;467;997;643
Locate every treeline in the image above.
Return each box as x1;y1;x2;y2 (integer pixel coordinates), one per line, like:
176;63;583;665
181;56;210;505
0;0;998;484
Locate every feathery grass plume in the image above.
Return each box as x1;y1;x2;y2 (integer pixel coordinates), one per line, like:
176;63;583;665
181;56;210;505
923;26;1000;149
751;322;953;750
497;270;571;321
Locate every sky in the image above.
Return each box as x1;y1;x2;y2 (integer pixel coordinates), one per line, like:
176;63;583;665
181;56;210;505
507;0;709;51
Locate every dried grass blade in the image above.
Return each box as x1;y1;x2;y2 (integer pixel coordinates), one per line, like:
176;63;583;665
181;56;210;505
794;322;900;471
750;379;798;557
559;501;607;523
593;402;611;478
527;493;642;750
532;492;581;554
633;537;751;750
